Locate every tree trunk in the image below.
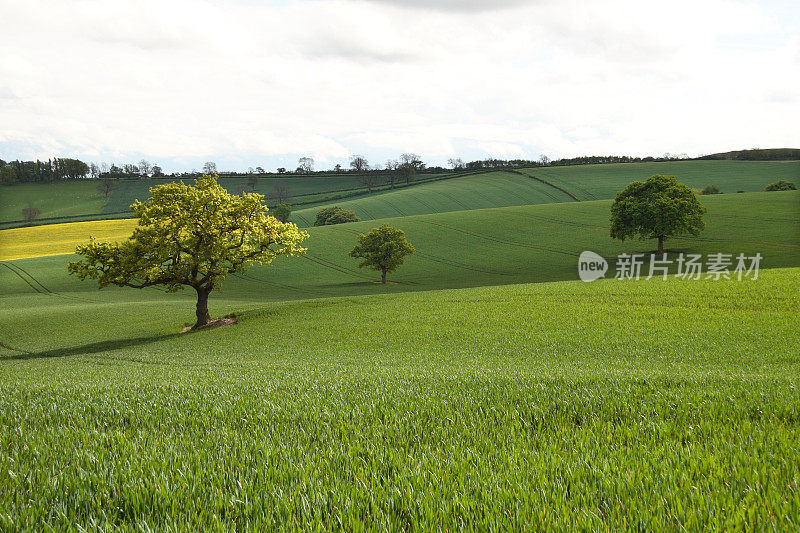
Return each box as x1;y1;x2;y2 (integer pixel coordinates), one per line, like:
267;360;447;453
657;236;664;254
381;269;387;284
193;286;212;329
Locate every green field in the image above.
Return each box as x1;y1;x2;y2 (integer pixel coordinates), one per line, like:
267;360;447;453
2;161;796;229
1;175;799;528
1;265;799;528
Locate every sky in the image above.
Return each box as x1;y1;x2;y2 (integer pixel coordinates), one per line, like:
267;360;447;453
0;0;798;172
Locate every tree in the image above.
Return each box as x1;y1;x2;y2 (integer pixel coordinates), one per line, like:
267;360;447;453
350;155;369;172
270;183;291;204
247;175;259;192
349;224;415;283
359;172;379;193
123;164;139;176
447;158;465;170
97;178;116;200
255;166;265;174
298;157;314;173
21;202;41;223
400;153;424;171
1;165;17;184
701;185;721;195
139;159;152;177
334;164;342;172
397;162;416;185
151;165;164;177
765;180;797;191
273;203;291;223
202;162;217;175
610;175;706;254
314;206;361;226
89;162;100;179
277;167;286;174
68;176;308;329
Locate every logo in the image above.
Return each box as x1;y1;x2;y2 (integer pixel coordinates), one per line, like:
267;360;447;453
578;251;608;282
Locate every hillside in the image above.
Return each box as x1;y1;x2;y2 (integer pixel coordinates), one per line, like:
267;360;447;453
1;160;796;229
2;191;797;309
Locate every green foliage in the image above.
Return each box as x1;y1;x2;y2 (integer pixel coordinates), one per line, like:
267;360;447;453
610;175;706;252
765;179;797;191
67;175;308;327
349;224;415;283
0;268;799;529
314;206;361;226
701;184;721;195
1;165;17;184
272;203;291;223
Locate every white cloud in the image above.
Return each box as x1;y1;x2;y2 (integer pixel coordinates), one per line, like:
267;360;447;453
0;0;797;171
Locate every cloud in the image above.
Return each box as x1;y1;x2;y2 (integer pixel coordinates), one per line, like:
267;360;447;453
355;0;539;12
0;0;797;171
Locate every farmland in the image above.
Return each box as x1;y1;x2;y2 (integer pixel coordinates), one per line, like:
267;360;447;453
1;168;799;529
2;160;796;228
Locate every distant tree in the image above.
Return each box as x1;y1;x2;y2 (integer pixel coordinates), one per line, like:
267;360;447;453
765;180;797;191
151;165;164;177
400;153;424;171
270;183;291;204
277;167;286;174
539;155;550;166
68;176;308;329
139;159;151;177
247;175;258;192
298;157;314;173
359;172;379;193
447;158;465;170
273;203;291;223
255;166;265;174
89;162;100;179
397;162;416;185
202;162;217;175
1;165;17;184
314;206;361;226
349;224;415;284
21;202;41;223
334;164;342;172
610;175;706;254
97;178;116;200
701;185;721;195
350;155;369;172
123;164;139;176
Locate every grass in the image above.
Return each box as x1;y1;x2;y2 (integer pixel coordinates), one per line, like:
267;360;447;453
524;160;800;200
0;268;798;529
0;181;106;224
2;191;797;290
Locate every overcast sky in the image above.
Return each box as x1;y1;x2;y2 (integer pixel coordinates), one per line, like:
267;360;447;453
1;0;798;172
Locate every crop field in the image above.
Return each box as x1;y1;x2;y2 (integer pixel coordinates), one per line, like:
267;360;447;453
1;265;799;529
1;171;799;529
522;160;799;200
2;160;796;229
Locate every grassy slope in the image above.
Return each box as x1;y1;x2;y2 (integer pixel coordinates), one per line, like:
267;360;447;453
524;160;799;200
0;268;798;529
1;191;797;309
0;181;105;223
288;171;574;226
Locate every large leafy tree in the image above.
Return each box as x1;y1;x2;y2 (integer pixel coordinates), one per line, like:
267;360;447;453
68;176;308;329
349;224;415;283
610;174;706;254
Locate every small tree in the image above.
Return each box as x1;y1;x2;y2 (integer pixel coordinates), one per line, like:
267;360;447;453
97;178;116;199
21;202;41;223
397;163;415;185
349;225;415;283
765;180;797;191
273;203;291;223
610;175;706;254
202;162;217;174
270;182;291;204
68;176;308;329
314;206;361;226
350;155;369;172
701;185;721;195
298;157;314;173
